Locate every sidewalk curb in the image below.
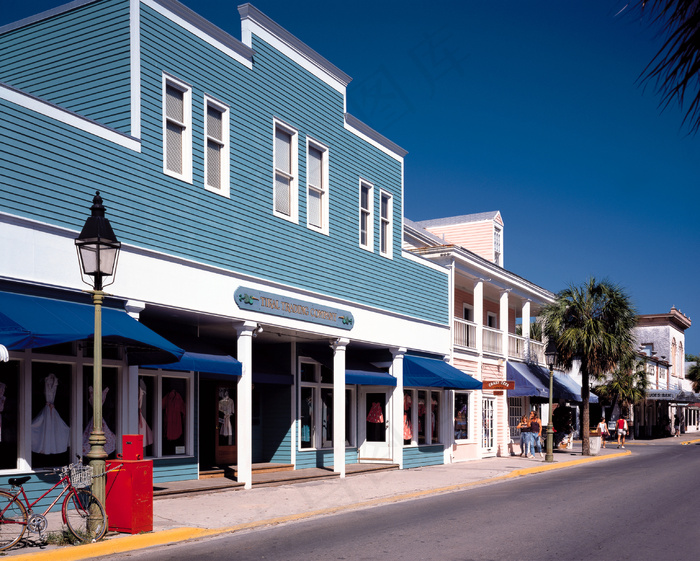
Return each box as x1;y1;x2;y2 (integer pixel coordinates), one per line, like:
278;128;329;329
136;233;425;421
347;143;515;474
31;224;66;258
681;438;700;445
6;451;631;561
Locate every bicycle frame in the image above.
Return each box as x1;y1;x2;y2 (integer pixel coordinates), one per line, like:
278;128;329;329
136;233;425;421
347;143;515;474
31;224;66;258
3;471;82;524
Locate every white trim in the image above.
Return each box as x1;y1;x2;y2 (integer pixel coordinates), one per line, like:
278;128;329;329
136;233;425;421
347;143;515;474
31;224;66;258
358;180;374;252
401;250;449;274
162;73;193;183
142;0;253;69
344;119;404;163
305;137;329;235
241;19;346;95
272;118;299;223
379;190;393;259
0;84;141;152
130;0;141;139
203;95;231;198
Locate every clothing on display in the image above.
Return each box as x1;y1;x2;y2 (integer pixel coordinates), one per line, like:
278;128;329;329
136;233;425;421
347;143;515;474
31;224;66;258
138;379;154;446
82;386;116;456
31;373;70;455
367;402;384;423
218;391;235;437
403;393;413;440
162;389;186;441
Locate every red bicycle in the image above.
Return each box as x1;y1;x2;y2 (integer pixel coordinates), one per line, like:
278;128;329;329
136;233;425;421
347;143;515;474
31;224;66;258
0;460;107;550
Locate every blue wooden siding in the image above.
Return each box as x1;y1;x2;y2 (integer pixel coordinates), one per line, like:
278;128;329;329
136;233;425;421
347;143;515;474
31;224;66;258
262;386;292;463
152;456;198;484
0;0;449;326
0;473;71;512
0;0;132;134
296;448;358;469
403;445;445;469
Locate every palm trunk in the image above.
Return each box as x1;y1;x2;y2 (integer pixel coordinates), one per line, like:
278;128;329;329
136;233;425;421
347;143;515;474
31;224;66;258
581;370;590;455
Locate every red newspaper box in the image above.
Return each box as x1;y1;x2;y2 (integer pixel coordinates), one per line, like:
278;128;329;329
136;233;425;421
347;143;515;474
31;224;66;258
105;458;153;534
122;434;144;460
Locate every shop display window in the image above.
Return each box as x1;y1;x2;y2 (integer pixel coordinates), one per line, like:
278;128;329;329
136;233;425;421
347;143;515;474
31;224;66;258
162;377;188;456
0;360;20;470
300;386;314;449
82;366;118;459
31;362;72;469
417;390;427;444
431;391;440;443
138;375;155;457
454;392;470;441
403;390;413;445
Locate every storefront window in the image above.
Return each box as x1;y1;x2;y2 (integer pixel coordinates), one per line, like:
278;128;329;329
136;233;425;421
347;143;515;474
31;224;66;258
454;392;470;440
31;362;72;469
431;391;440;443
82;366;118;459
417;390;427;444
138;375;155;457
345;389;353;446
162;377;188;456
0;360;20;470
300;386;314;449
403;390;413;445
321;388;333;447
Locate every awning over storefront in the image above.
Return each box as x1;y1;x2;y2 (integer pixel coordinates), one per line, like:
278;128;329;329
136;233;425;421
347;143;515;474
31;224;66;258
0;290;183;365
646;389;700;403
345;370;397;386
403;355;482;390
142;352;242;376
506;362;598;403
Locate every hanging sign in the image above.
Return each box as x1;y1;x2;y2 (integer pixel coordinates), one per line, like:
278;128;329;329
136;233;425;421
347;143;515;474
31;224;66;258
234;286;354;330
484;380;515;390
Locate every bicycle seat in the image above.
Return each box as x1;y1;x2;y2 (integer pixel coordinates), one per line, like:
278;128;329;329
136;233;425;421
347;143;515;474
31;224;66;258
9;476;31;487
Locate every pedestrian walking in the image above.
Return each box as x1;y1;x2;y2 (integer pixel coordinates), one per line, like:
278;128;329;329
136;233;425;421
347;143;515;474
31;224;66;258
674;415;681;437
597;418;609;449
517;415;530;457
529;411;544;459
616;415;628;449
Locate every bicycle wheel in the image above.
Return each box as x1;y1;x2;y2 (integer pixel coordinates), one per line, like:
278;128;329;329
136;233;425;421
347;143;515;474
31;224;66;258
62;489;107;543
0;489;27;551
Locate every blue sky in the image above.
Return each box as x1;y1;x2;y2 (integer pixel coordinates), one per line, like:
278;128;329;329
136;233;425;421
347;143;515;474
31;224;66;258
3;1;699;354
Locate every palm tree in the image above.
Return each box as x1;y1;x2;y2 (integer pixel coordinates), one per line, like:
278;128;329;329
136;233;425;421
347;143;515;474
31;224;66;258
594;353;649;420
686;353;700;392
541;278;637;455
635;1;700;134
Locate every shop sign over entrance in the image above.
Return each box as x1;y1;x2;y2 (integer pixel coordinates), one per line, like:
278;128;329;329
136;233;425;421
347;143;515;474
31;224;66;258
234;286;354;330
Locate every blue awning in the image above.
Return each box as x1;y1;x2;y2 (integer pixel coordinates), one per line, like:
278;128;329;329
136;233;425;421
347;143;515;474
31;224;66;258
345;369;397;386
142;352;242;376
404;355;482;390
0;291;183;365
506;362;598;403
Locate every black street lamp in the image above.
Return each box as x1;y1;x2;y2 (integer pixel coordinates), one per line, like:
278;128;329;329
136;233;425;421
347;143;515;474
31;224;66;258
544;338;558;463
75;191;121;513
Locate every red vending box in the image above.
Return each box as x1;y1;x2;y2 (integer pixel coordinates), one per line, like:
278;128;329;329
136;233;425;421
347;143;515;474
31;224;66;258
105;458;153;534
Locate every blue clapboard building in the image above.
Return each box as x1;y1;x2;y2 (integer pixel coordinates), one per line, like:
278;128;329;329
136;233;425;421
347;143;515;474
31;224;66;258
0;0;481;499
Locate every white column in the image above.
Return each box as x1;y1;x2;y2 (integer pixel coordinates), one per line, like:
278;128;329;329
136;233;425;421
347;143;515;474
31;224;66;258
331;338;349;477
522;299;531;362
236;321;256;489
474;280;484;353
499;289;510;358
391;347;406;469
124;301;146;437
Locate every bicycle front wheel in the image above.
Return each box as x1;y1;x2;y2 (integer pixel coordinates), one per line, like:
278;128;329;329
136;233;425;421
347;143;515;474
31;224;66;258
0;489;28;551
62;489;107;543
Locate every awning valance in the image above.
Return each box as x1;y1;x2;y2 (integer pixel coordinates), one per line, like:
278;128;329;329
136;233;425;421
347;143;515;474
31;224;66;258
0;290;183;365
142;352;242;376
403;355;482;390
507;362;598;403
345;369;397;386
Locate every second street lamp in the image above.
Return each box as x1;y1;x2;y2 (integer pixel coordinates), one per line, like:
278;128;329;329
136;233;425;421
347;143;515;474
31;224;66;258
75;191;121;519
544;338;558;463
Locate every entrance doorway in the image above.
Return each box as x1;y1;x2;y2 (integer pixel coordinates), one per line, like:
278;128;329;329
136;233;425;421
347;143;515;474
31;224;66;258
199;379;237;470
482;397;495;454
359;388;392;461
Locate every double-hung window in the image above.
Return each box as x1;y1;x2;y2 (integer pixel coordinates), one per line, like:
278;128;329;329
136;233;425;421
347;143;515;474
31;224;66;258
306;139;329;234
204;96;230;197
273;120;298;222
359;181;373;250
494;226;502;265
379;191;392;258
163;75;192;182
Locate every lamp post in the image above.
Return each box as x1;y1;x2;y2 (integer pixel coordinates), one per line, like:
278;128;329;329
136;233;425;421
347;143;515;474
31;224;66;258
75;191;121;510
544;338;558;463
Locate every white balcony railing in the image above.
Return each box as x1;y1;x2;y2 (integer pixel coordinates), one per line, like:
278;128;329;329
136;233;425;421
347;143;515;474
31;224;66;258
508;334;526;360
530;340;544;365
454;318;477;350
483;326;502;354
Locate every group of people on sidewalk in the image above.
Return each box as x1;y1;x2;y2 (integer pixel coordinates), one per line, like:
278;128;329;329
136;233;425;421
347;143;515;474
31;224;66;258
596;415;628;449
517;411;544;459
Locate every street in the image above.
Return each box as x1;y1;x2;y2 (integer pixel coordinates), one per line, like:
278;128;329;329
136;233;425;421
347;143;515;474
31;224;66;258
99;444;700;561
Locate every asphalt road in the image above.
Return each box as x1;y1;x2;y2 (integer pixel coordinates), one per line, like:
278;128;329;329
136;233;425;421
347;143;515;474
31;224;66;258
101;444;700;561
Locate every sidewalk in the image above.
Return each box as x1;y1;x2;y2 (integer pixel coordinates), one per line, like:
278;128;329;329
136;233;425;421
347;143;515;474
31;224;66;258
6;433;699;561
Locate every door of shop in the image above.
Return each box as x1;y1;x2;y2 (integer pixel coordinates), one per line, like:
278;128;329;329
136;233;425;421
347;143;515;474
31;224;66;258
359;388;392;461
215;382;237;466
482;396;495;455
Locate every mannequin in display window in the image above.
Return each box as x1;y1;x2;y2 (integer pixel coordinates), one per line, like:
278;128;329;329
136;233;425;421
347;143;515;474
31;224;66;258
31;373;70;455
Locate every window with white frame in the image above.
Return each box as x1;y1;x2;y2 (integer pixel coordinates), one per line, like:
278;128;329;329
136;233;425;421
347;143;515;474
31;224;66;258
163;75;192;182
379;191;392;257
204;96;230;197
299;360;354;450
487;311;498;328
306;139;329;234
273;120;298;222
403;388;441;445
494;226;502;265
359;181;374;250
508;397;523;439
454;391;470;441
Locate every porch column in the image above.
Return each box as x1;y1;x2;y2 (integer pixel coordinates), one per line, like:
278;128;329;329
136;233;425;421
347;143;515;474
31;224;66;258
522;300;531;362
332;338;349;477
499;289;510;359
474;280;484;353
236;321;256;489
391;347;406;469
125;301;146;436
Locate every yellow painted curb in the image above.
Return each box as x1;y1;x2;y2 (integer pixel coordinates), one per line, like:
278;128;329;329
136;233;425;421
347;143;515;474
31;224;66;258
6;451;630;560
681;438;700;445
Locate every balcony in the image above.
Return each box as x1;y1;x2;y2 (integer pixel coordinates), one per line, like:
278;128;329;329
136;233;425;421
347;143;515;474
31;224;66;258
483;326;502;355
454;318;477;350
508;334;526;360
